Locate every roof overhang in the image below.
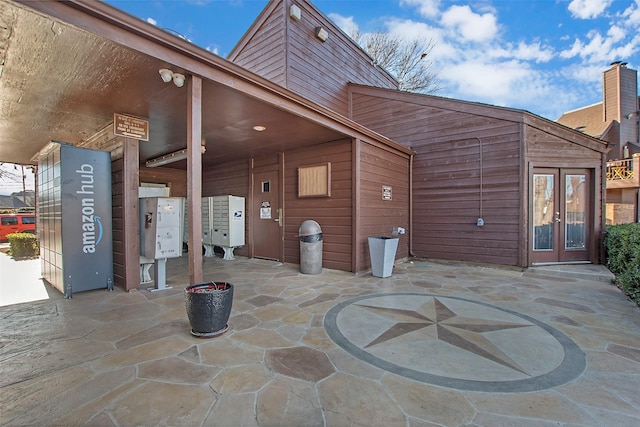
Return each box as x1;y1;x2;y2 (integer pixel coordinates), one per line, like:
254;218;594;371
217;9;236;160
1;0;411;168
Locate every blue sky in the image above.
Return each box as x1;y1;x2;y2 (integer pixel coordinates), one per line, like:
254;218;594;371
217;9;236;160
105;0;640;121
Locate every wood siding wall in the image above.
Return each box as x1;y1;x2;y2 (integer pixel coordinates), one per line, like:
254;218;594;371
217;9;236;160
356;141;411;272
351;91;523;266
111;157;127;289
283;140;353;271
230;0;397;116
230;2;287;86
285;0;397;116
111;138;140;291
139;167;187;197
202;159;250;258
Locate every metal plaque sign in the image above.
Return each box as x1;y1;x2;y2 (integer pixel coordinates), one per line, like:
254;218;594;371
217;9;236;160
114;113;149;141
382;185;392;200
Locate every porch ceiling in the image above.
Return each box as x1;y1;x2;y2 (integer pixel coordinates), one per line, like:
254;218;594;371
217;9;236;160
0;1;345;168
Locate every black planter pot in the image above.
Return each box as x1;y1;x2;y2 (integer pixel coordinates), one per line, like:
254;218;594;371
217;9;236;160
184;282;234;338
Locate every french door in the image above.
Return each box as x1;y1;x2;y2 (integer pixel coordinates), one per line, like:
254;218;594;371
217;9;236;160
531;168;591;264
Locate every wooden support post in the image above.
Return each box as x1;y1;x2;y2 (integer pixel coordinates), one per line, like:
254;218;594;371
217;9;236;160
187;75;203;285
123;137;140;291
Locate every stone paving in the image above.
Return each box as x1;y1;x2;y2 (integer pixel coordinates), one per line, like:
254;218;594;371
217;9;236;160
1;254;639;426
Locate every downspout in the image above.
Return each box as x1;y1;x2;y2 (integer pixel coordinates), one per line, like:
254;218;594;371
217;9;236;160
476;137;484;226
409;153;415;256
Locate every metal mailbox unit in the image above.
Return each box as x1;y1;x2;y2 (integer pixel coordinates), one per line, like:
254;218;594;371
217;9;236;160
32;141;113;298
139;197;183;291
202;195;245;260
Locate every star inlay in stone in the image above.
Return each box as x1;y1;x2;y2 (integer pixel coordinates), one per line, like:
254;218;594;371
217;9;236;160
324;293;587;392
355;297;532;375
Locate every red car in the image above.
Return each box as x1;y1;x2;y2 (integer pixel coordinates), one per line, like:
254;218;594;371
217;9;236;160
0;213;36;241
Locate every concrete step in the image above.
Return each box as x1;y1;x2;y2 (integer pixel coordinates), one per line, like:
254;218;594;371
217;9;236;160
525;264;615;283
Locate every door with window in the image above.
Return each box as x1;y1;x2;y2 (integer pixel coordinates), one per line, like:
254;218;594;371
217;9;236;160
252;170;281;260
531;168;591;264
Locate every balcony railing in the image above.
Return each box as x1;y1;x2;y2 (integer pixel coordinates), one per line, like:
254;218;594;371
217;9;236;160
606;155;640;189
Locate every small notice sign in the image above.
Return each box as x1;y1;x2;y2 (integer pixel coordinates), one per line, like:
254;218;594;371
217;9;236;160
260;208;271;219
382;185;392;200
114;113;149;141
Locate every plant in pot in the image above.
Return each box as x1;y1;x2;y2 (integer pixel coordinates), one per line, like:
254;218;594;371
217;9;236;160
184;281;234;338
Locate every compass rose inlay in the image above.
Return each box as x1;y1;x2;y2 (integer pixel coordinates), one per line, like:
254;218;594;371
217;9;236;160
324;294;586;393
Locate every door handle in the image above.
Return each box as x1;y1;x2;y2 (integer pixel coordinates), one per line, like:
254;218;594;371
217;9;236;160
275;208;283;226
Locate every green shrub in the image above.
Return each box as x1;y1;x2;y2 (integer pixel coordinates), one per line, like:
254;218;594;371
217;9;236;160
605;223;640;304
7;233;39;259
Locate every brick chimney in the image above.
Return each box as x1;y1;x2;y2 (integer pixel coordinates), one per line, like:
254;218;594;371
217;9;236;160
603;61;639;159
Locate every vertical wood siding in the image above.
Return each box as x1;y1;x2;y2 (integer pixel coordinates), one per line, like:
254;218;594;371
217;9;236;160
283;140;353;271
357;142;410;272
351;91;523;266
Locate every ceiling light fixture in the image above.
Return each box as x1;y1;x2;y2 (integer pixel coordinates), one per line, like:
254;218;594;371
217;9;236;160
145;145;206;168
252;125;267;132
158;68;186;87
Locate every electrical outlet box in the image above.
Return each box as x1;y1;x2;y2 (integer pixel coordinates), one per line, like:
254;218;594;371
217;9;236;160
476;218;484;227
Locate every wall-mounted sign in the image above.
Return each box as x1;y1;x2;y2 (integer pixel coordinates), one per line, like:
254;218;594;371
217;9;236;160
382;185;392;200
260;201;271;219
114;113;149;141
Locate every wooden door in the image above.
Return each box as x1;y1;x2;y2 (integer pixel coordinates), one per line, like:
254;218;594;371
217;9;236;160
531;168;591;264
252;170;281;260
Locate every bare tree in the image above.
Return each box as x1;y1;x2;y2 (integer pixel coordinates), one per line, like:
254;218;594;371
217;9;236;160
352;31;440;94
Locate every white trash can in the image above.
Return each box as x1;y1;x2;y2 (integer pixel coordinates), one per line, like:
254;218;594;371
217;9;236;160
368;236;399;278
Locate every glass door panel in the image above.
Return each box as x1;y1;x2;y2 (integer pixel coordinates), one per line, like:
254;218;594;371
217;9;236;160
531;168;591;264
565;174;586;250
533;174;555;251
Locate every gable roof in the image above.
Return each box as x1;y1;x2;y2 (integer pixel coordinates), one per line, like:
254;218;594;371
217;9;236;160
556;103;612;138
348;83;608;153
228;0;398;86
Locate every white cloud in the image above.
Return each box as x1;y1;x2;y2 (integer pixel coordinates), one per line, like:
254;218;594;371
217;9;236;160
147;17;157;26
563;63;606;84
509;41;554;63
621;0;640;26
559;29;631;64
400;0;441;19
328;13;360;38
383;18;454;61
440;5;498;43
567;0;614;19
607;25;626;42
441;61;545;106
384;18;440;42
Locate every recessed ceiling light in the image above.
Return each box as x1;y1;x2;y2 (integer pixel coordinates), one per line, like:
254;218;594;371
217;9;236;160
253;125;267;132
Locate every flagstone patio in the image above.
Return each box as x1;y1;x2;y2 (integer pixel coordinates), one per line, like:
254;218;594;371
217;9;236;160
1;253;639;426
